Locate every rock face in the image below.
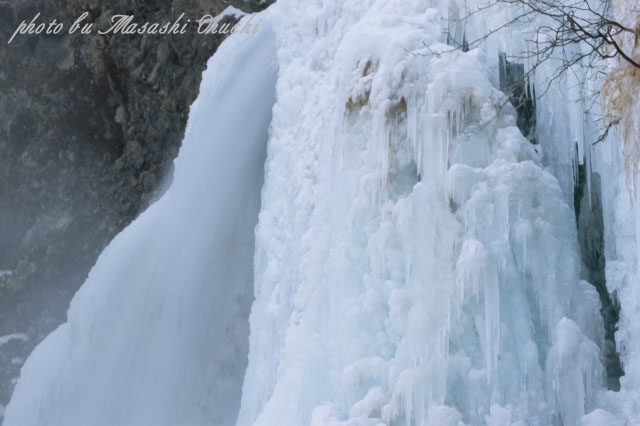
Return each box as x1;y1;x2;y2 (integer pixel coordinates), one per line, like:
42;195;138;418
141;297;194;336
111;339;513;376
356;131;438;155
0;0;273;411
574;163;624;391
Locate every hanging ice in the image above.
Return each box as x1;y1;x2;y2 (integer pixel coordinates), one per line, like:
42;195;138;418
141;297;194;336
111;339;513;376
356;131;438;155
238;1;610;425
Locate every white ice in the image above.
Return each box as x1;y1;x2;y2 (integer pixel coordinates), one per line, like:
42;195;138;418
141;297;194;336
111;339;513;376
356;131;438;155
238;1;614;425
5;0;640;425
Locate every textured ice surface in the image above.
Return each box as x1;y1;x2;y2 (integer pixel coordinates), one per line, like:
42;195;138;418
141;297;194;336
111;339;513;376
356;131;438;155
238;1;613;425
5;0;639;425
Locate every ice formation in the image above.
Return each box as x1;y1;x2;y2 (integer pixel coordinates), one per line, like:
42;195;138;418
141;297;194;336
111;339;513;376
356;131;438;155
5;0;640;425
237;1;611;425
4;21;277;426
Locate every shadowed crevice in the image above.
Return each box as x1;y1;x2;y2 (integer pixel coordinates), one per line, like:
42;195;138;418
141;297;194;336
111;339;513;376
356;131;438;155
574;158;624;391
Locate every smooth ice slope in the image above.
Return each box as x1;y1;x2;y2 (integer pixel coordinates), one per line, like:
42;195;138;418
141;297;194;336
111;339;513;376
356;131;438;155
4;18;277;426
238;1;612;425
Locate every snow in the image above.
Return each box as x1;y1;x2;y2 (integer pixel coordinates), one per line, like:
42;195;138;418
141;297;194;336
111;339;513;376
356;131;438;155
0;334;28;349
4;0;640;425
580;409;623;426
197;6;248;26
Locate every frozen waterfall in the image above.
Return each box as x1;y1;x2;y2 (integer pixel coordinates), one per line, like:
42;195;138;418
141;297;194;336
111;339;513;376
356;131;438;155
237;2;609;425
5;0;638;425
4;20;277;426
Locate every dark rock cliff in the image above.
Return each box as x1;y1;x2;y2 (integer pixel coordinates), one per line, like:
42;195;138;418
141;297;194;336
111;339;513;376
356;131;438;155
0;0;273;412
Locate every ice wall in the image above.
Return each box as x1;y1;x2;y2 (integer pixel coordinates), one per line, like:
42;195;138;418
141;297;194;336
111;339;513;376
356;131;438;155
239;1;612;425
589;0;640;422
589;126;639;425
3;18;277;426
